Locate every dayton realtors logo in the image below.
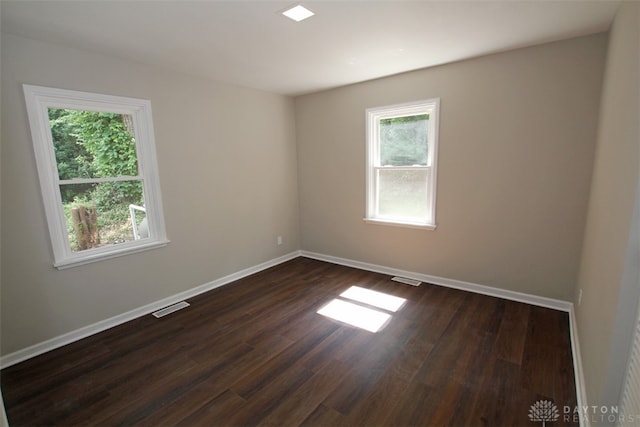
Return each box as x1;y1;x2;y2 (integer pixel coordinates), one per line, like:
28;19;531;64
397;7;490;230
529;400;640;425
529;400;560;426
564;405;640;424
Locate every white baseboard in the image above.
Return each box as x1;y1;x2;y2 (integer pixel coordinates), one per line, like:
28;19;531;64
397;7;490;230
1;247;586;423
300;250;572;311
569;306;590;427
1;390;8;427
0;251;301;369
300;250;586;425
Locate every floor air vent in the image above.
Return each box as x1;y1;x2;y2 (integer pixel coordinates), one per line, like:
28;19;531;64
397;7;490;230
152;301;190;318
391;276;422;287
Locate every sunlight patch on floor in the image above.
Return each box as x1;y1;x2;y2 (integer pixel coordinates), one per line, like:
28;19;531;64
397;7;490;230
317;285;407;333
340;286;406;312
317;299;391;333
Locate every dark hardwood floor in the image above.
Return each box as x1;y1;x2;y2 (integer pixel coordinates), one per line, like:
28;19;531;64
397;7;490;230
1;257;577;426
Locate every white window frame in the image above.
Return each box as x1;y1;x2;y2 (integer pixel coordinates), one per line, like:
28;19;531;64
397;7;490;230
364;98;440;230
23;84;169;269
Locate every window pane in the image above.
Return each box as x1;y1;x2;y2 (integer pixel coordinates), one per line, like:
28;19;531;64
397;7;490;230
59;181;146;252
379;114;428;166
49;108;138;180
377;169;428;221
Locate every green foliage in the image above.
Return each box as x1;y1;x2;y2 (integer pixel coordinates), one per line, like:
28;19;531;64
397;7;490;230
49;109;94;202
49;109;144;250
63;200;135;252
66;111;138;178
379;114;429;166
62;203;80;251
49;109;142;208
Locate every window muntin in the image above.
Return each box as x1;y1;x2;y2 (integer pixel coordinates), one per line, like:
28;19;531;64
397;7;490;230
23;85;168;269
365;99;439;228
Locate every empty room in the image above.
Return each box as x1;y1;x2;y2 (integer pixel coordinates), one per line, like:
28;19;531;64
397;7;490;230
1;1;639;426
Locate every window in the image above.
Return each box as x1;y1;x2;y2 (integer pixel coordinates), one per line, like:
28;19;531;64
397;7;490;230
23;85;168;269
365;98;440;229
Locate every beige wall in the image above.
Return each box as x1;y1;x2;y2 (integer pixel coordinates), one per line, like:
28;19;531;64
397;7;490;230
0;34;300;355
2;18;633;414
575;2;640;409
296;34;606;300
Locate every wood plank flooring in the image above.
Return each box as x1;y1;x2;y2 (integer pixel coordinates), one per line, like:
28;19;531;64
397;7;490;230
1;257;577;426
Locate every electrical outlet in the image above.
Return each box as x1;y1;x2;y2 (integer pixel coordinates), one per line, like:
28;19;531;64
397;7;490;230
578;288;583;306
277;236;283;245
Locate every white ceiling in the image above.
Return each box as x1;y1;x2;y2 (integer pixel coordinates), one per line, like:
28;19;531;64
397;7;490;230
1;0;620;96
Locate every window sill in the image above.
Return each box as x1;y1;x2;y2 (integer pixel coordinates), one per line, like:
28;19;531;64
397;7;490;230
363;218;437;231
53;239;170;270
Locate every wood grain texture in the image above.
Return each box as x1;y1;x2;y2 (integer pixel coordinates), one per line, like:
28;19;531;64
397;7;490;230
1;257;577;426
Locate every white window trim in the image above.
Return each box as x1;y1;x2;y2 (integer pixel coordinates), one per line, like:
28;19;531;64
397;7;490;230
364;98;440;230
23;84;169;269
